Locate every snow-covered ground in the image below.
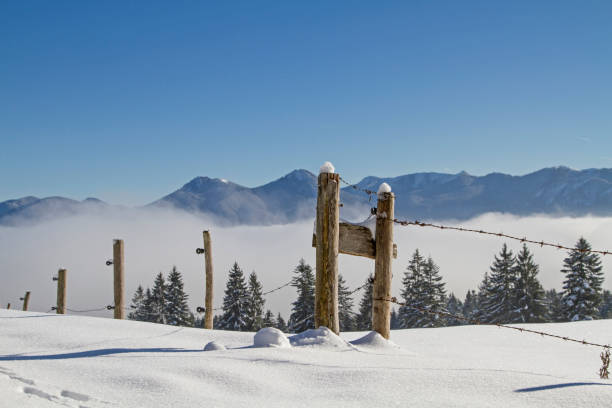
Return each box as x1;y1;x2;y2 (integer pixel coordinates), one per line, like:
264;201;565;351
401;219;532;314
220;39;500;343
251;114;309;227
1;309;611;407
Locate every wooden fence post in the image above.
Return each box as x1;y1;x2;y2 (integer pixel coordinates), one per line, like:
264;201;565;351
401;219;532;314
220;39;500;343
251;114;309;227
315;162;340;334
372;184;394;339
6;303;10;310
21;291;31;311
113;239;125;319
56;269;67;314
203;230;214;330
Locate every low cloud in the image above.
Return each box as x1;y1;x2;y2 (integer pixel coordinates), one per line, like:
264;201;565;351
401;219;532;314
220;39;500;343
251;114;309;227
1;209;611;319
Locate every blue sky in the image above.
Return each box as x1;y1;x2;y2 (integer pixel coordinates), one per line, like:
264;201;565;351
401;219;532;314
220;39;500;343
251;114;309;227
1;1;611;205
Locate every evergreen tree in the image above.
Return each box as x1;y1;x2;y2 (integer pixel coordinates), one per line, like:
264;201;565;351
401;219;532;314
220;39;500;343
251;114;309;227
390;307;400;329
473;274;490;322
355;274;374;330
262;309;276;327
213;314;220;329
399;249;427;328
218;262;250;331
561;238;604;321
338;274;355;331
599;290;612;319
446;293;464;326
462;290;478;321
142;287;154;322
545;289;564;322
150;272;167;324
288;259;315;332
128;285;147;321
246;271;265;331
513;245;547;323
276;313;288;332
165;266;193;326
481;244;521;324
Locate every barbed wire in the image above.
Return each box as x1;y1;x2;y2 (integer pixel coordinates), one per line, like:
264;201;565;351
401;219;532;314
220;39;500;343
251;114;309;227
338;176;377;197
66;306;111;313
376;296;611;350
393;218;612;256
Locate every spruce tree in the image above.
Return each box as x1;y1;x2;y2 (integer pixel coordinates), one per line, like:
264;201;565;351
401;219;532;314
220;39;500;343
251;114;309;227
561;237;604;321
390;307;400;329
599;290;612;319
462;290;478;321
276;313;288;332
165;266;193;327
128;285;147;321
446;293;464;326
355;274;374;330
288;259;315;332
399;249;426;328
262;309;276;327
513;245;547;323
143;287;154;322
545;289;564;322
246;271;265;331
481;244;520;324
416;256;447;328
219;262;249;331
338;274;355;331
150;272;167;324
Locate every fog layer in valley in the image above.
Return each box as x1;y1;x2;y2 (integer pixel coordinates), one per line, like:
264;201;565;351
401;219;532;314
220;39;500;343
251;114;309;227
1;209;611;320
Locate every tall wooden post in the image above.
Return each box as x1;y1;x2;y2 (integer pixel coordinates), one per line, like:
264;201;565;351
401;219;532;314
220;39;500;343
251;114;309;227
22;291;31;311
373;185;394;339
315;164;340;334
113;239;125;319
56;269;67;314
203;230;214;330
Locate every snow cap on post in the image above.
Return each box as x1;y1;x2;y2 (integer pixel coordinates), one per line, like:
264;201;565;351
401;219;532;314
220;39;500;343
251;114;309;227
319;161;335;174
377;182;392;197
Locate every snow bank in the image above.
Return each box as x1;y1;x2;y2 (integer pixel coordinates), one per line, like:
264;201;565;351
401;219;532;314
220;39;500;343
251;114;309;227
350;331;400;351
289;327;351;349
253;327;291;348
204;341;226;351
319;161;335;174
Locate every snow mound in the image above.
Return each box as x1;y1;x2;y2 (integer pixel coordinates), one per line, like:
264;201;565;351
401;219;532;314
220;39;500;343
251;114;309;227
378;182;392;195
350;331;400;350
254;327;291;348
289;327;351;349
204;341;226;351
319;161;335;174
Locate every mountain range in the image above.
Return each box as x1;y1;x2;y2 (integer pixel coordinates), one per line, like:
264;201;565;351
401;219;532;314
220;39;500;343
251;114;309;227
2;166;612;226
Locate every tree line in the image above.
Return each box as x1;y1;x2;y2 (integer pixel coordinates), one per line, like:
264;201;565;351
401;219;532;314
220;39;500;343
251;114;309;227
127;236;610;331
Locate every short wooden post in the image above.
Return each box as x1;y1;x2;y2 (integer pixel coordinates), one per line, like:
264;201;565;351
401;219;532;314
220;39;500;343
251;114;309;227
22;291;31;311
315;163;340;334
203;230;214;330
6;303;10;310
372;184;394;339
113;239;125;319
56;269;67;314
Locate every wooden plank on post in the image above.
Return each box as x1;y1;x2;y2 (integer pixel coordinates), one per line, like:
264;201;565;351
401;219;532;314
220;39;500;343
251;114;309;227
312;223;397;259
57;268;67;314
113;239;125;319
315;165;340;335
203;230;214;330
372;185;394;340
22;291;30;311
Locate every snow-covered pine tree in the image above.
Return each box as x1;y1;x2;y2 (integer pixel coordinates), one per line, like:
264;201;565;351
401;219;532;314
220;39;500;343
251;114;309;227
276;313;287;332
355;274;374;330
399;249;426;328
544;289;563;322
599;290;612;319
218;262;250;331
288;259;315;332
446;293;464;326
262;309;276;327
338;274;355;331
412;256;447;328
513;244;547;323
142;287;154;322
150;272;167;324
246;271;265;331
165;266;193;327
462;289;478;321
390;307;400;329
480;244;520;324
128;285;147;321
561;237;604;321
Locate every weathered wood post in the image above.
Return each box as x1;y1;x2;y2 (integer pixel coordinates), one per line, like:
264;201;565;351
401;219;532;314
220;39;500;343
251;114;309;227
315;161;340;334
56;269;67;314
21;291;31;311
373;183;394;339
6;303;10;310
113;239;125;319
203;230;214;330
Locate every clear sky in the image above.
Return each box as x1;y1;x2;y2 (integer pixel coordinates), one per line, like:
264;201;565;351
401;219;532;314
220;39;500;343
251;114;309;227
1;1;611;205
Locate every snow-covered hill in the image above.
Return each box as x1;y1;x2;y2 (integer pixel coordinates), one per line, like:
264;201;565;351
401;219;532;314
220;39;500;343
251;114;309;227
1;309;611;407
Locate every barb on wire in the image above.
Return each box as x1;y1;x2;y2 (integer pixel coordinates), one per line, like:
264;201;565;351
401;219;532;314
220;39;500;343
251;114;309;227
210;279;295;312
339;176;377;197
377;296;611;350
393;218;612;256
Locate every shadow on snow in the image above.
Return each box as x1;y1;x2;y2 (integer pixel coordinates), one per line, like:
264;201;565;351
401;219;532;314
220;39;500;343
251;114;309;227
0;348;203;361
514;382;612;392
